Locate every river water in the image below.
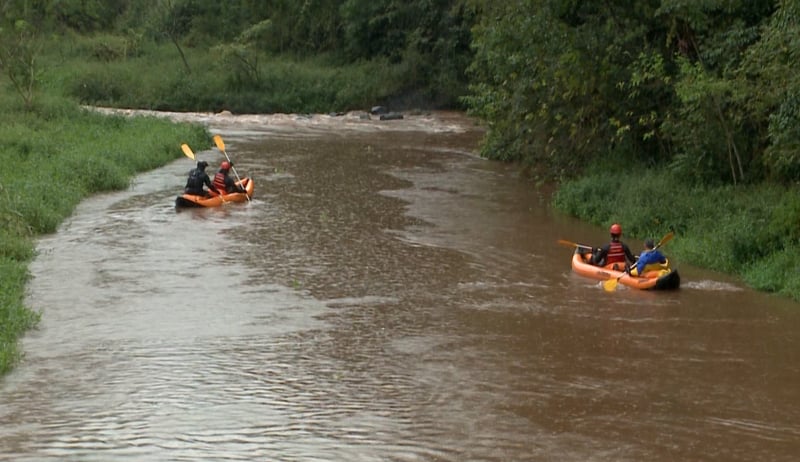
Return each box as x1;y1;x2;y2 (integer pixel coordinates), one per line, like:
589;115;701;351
1;111;799;461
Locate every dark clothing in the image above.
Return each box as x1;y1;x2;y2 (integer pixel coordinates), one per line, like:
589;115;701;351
213;170;246;194
592;240;636;268
184;167;219;196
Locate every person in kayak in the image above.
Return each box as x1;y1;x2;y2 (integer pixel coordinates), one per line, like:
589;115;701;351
212;161;246;194
591;223;636;270
630;238;668;276
184;160;221;197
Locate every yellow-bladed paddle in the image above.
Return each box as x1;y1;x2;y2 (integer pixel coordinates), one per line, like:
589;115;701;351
181;143;195;160
212;134;250;202
603;231;674;292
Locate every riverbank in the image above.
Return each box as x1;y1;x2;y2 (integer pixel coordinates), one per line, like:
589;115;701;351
552;170;800;302
4;99;797;381
0;94;208;374
58;30;799;303
0;99;483;376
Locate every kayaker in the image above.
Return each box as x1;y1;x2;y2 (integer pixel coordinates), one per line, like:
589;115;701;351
184;160;221;197
630;238;667;276
213;161;246;194
591;223;636;270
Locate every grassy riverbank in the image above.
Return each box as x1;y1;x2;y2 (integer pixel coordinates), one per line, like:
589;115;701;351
0;92;207;374
2;27;797;377
55;36;800;304
53;37;422;114
552;170;800;301
0;32;434;376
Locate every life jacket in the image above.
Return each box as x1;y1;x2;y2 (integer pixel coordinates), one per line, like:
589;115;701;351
185;168;205;192
213;171;227;193
606;241;626;264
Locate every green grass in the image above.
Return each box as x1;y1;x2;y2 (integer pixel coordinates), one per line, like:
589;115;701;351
47;38;414;114
0;89;208;375
553;169;800;301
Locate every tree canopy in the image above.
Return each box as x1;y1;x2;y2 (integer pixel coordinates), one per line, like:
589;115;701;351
1;0;798;184
465;0;798;184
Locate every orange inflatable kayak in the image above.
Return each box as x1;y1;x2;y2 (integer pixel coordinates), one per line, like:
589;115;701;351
571;249;680;290
175;177;254;208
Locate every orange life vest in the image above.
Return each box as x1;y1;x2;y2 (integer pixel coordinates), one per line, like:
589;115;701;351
213;172;227;193
606;241;626;264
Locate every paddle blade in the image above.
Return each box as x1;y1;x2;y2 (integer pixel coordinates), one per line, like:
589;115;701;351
603;278;620;292
181;143;195;160
657;231;675;249
213;135;225;152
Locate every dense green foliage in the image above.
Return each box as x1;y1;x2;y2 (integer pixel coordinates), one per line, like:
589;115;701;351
19;0;476;112
465;0;799;186
3;0;798;183
59;41;414;114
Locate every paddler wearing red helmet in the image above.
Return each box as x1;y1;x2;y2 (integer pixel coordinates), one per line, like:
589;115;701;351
591;223;636;270
213;160;246;194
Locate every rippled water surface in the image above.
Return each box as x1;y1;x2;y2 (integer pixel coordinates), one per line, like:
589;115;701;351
2;111;799;461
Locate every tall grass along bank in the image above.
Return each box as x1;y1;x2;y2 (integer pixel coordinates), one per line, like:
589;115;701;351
552;171;800;302
0;93;208;375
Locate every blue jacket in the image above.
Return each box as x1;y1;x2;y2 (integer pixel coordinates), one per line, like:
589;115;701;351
635;249;666;274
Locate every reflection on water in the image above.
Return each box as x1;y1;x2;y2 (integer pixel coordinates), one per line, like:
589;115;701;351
1;112;800;462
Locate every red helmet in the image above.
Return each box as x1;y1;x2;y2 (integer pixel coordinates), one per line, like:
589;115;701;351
609;223;622;235
220;161;231;171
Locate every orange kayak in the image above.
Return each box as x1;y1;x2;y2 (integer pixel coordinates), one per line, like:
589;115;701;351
175;177;254;208
571;250;680;290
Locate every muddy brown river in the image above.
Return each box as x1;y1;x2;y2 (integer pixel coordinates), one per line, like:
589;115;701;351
1;111;799;461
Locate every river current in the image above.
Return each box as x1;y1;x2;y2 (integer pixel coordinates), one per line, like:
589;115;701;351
1;110;799;461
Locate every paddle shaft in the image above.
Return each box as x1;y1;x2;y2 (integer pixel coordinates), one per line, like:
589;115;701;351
603;231;674;291
557;239;594;250
213;135;250;202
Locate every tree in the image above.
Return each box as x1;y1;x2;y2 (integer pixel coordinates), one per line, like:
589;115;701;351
0;18;43;107
464;0;667;176
147;0;194;73
211;19;272;89
738;0;800;182
463;0;780;184
656;0;775;185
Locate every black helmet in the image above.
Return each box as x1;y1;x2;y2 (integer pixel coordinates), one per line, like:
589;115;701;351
197;160;209;170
